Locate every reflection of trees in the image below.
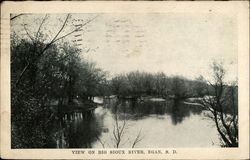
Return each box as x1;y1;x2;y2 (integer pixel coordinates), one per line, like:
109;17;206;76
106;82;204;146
56;111;102;148
107;99;203;124
53;98;206;148
108;99;168;120
171;100;203;125
171;100;185;125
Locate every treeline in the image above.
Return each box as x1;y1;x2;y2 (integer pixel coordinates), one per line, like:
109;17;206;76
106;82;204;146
11;35;107;148
110;71;208;100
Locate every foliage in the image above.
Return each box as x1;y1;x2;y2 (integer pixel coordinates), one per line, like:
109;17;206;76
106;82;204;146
200;61;238;147
110;71;207;100
11;15;105;148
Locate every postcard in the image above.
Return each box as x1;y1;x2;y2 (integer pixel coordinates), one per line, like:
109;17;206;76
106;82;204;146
1;1;249;159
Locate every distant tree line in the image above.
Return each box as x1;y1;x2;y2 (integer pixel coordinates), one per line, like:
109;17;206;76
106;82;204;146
110;71;209;100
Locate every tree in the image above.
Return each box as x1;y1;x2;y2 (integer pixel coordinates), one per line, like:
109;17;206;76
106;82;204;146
10;14;99;148
154;72;169;97
193;76;207;97
12;14;98;87
95;103;143;148
111;74;129;97
200;61;238;147
170;76;188;100
127;71;145;97
77;61;107;100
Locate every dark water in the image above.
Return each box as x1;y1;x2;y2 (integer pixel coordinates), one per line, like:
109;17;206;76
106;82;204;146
53;97;220;148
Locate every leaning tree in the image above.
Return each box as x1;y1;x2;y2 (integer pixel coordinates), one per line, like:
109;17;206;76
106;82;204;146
200;61;238;147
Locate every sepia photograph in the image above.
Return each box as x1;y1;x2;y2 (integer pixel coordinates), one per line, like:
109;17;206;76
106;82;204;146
1;1;249;159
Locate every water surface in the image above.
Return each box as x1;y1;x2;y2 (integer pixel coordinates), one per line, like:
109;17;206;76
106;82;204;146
54;97;220;148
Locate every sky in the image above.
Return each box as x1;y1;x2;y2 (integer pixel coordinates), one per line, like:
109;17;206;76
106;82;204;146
11;13;238;82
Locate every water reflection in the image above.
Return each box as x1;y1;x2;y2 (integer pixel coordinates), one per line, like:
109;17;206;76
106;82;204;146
107;98;203;125
55;111;103;148
52;98;219;148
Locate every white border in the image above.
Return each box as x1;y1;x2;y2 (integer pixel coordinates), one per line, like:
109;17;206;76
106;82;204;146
1;1;249;159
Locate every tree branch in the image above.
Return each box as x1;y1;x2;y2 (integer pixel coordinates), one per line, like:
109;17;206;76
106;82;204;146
10;14;24;20
35;14;48;41
132;129;143;148
49;14;70;45
214;112;231;147
15;14;70;86
23;24;35;42
52;15;99;44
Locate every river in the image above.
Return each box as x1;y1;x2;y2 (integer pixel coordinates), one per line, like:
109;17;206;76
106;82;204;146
53;97;221;148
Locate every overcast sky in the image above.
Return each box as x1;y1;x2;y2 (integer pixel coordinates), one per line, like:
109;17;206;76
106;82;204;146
12;13;238;82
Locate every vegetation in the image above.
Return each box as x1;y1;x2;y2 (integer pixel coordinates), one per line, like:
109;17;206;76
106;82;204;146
11;14;106;148
110;71;208;100
10;14;238;148
200;61;238;147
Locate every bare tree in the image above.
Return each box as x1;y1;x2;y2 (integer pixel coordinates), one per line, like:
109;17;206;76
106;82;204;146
111;108;144;148
112;114;126;148
95;135;106;148
95;108;143;148
131;128;143;148
200;61;238;147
